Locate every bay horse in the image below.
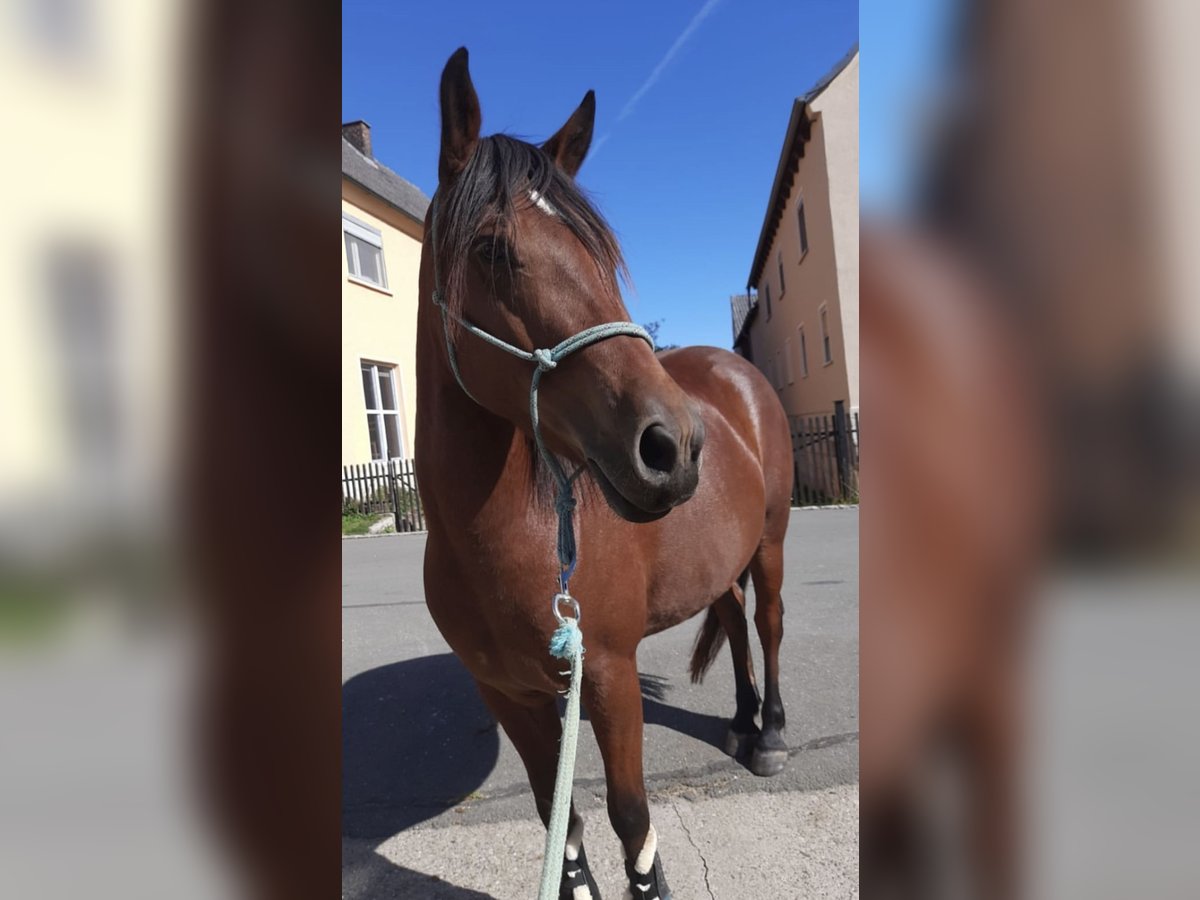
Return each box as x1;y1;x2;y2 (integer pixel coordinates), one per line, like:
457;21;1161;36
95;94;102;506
416;49;794;899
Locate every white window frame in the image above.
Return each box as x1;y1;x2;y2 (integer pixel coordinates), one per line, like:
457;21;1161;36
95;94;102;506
343;213;390;290
361;360;404;460
819;303;833;366
798;323;809;378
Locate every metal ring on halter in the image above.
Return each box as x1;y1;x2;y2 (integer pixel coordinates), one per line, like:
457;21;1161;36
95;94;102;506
552;593;581;626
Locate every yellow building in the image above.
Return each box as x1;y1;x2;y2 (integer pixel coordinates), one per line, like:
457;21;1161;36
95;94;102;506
341;122;430;465
0;0;182;543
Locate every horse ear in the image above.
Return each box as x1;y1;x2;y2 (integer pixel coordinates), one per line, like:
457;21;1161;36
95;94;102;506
542;90;595;177
438;47;481;184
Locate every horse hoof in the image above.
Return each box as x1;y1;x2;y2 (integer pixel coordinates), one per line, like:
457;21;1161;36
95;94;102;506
723;728;758;758
749;746;788;777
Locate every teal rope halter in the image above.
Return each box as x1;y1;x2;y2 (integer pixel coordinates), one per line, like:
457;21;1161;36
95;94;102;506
427;192;653;900
428;194;654;588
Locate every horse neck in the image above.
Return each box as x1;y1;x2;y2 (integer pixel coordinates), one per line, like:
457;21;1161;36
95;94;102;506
414;295;535;518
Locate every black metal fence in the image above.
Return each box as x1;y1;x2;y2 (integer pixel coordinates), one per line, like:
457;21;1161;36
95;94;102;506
789;410;860;506
341;458;427;532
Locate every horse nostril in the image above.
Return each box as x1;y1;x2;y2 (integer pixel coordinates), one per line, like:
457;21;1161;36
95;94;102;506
690;418;706;464
638;423;679;475
691;422;705;465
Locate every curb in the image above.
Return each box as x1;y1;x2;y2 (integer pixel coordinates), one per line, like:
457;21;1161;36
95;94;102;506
342;530;428;540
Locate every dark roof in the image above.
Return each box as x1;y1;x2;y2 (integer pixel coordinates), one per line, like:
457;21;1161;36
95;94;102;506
341;138;431;225
746;44;858;290
730;293;758;346
803;41;858;105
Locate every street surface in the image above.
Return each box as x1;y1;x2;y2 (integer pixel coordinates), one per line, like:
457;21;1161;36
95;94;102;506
343;507;859;898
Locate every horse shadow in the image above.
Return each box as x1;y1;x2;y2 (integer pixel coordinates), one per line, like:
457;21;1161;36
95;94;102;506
570;672;733;754
341;655;733;898
343;659;732;835
343;653;500;839
343;654;501;898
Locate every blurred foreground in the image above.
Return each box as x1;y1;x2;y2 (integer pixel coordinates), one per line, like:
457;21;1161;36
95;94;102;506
0;1;338;898
862;0;1199;898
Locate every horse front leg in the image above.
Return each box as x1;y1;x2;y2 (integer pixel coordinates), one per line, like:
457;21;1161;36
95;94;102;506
474;682;603;900
583;655;672;900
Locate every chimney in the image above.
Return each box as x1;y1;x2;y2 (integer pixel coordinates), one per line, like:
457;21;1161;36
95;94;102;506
342;120;372;158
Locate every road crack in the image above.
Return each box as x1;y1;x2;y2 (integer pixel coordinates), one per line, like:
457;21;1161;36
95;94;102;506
670;798;716;900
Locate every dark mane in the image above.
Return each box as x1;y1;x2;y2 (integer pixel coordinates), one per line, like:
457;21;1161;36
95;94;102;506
434;134;628;320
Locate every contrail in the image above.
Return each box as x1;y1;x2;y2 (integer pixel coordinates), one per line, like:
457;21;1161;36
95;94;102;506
617;0;724;123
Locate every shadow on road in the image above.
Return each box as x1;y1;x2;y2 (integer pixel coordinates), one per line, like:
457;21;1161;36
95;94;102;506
638;671;731;753
343;654;499;838
343;839;497;900
341;656;741;898
344;653;502;898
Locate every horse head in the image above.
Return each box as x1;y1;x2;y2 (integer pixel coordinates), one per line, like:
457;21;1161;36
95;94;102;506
429;48;705;522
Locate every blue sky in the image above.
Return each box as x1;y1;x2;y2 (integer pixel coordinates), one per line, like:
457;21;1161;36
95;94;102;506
859;0;956;215
343;0;857;349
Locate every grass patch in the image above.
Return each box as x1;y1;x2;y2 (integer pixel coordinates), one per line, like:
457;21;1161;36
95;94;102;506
0;582;70;643
342;513;395;535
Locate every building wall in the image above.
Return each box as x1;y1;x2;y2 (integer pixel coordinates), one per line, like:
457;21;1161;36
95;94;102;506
812;52;859;413
748;53;858;421
341;181;423;466
0;0;182;513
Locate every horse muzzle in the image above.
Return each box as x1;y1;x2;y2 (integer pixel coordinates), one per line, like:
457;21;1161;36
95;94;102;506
587;403;705;523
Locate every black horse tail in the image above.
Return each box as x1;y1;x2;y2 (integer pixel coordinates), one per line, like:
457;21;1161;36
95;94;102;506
688;567;750;684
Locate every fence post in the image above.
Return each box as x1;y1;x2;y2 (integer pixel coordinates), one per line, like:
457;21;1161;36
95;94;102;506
387;458;400;523
833;402;850;501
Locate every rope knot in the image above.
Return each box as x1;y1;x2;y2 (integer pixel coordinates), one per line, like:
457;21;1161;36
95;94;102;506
555;491;576;517
533;348;557;371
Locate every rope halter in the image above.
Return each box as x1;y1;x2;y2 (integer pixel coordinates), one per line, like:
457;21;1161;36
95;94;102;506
428;190;654;590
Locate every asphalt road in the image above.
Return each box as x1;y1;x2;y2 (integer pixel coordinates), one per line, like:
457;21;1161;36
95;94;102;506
343;507;858;897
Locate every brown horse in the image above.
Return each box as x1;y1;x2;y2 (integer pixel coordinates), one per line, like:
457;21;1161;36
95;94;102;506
415;49;794;898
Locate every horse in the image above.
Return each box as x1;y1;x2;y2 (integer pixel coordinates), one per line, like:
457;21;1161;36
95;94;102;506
860;222;1047;899
415;48;794;899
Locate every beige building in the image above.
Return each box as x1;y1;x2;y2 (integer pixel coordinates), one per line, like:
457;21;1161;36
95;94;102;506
341;122;430;466
733;46;859;424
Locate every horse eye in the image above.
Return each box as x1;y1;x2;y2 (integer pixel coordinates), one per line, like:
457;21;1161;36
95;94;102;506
475;236;512;264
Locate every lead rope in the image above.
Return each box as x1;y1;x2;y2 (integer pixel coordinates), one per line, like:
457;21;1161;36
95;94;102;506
427;194;654;900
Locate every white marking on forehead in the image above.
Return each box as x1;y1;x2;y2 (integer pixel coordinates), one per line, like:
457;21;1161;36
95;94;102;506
529;189;559;218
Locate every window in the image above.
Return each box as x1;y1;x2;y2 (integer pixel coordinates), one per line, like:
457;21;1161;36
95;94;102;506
820;304;832;365
783;336;794;384
764;282;772;320
797;197;809;259
798;324;809;378
361;361;404;459
778;251;786;297
344;214;388;289
47;242;120;478
25;0;96;63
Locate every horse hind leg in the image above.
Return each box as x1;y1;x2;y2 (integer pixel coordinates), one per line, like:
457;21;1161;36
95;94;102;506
749;538;789;776
474;682;603;900
690;570;763;759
